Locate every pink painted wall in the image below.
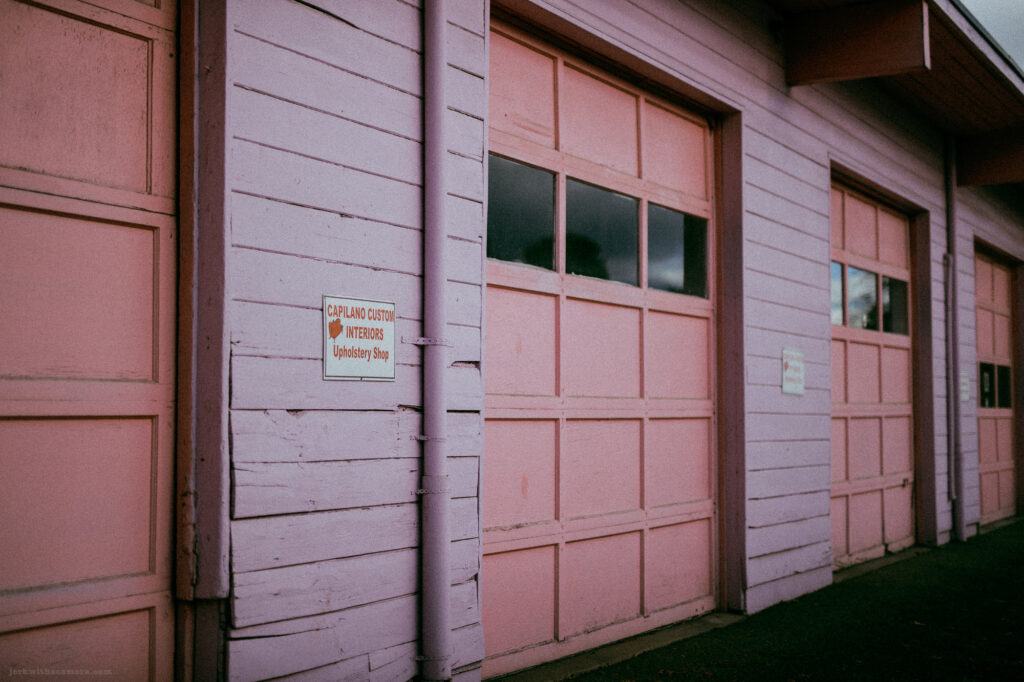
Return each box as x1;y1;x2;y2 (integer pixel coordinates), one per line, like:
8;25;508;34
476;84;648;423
220;1;487;680
211;0;1024;678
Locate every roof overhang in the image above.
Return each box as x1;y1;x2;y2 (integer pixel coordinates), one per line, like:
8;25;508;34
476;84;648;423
767;0;1024;186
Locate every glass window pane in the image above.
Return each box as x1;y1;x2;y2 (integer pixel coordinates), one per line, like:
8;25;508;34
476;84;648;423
566;178;638;285
848;266;878;330
980;362;996;407
647;204;707;297
882;276;909;335
997;364;1012;408
487;154;555;269
831;261;844;325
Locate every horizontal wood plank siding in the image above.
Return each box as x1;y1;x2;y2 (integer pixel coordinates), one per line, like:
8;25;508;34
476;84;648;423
214;0;1024;675
224;0;486;678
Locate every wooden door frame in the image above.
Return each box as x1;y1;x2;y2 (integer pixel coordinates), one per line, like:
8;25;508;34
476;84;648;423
972;241;1024;525
176;0;231;678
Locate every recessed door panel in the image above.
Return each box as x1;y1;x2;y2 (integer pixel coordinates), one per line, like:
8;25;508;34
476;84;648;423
483;21;716;676
975;252;1017;525
0;1;177;676
831;185;915;568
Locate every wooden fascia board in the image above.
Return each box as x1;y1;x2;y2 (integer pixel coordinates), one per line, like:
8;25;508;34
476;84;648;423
785;0;931;86
957;127;1024;186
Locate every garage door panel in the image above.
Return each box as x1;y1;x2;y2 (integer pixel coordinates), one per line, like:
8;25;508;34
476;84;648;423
0;206;156;381
562;420;640;518
831;419;848;482
482;547;556;656
830;496;848;558
883;485;914;544
996;418;1013;461
831;340;846;402
485;288;557;396
0;418;154;591
991;264;1010;309
993;313;1011;359
489;31;556;150
562;533;641;636
882;417;912;475
976;253;1017;524
484;22;715;674
483;420;557;529
998;471;1015;511
646;418;710;507
976;308;994;357
881;347;910;403
646;313;708;399
979;417;997;464
0;0;177;672
645;520;711;611
0;609;152;679
847;343;880;403
641;102;706;199
847;418;881;479
0;0;150;192
832;185;915;568
844;194;877;260
877;210;908;268
562;67;638;177
848;490;883;553
981;472;999;515
975;258;992;302
564;300;640;398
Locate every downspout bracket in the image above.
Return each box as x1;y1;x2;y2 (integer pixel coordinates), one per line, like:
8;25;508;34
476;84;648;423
403;336;452;347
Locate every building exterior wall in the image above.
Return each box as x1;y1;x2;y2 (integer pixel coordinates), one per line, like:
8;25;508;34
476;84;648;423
219;1;487;679
9;0;1022;679
207;0;1024;678
959;185;1024;529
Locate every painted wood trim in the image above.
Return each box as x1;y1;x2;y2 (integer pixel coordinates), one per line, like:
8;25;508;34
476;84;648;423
193;0;231;600
717;112;747;611
1013;263;1024;516
785;0;931;86
957;127;1024;186
911;211;940;545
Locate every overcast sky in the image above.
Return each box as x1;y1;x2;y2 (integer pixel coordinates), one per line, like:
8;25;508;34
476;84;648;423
959;0;1024;71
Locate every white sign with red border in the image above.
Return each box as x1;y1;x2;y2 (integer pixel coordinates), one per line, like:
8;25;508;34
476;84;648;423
323;295;396;381
782;348;805;395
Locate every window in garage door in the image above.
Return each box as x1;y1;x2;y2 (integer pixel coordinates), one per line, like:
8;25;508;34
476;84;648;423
829;184;915;569
482;22;716;676
974;251;1017;525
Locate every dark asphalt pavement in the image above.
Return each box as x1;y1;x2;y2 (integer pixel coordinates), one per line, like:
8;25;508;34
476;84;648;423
502;519;1024;682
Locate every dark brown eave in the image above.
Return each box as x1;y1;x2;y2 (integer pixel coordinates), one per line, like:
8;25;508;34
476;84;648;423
767;0;1024;186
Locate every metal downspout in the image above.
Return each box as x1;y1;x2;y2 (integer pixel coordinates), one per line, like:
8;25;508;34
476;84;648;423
421;0;452;679
944;135;966;541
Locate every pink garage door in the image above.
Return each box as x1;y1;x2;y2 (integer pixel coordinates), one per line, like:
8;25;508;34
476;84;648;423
830;185;915;568
0;1;177;677
482;23;717;676
975;252;1017;525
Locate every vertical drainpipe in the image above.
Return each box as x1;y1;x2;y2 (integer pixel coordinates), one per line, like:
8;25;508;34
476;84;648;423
944;135;966;541
421;0;452;679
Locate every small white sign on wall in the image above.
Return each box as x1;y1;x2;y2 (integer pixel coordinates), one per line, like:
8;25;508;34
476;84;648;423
782;348;805;395
959;370;970;402
323;295;396;381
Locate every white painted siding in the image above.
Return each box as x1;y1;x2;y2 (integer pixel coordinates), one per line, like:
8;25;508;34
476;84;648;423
223;0;487;679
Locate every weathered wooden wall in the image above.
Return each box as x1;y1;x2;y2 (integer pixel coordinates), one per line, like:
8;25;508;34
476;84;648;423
215;0;1024;677
223;1;487;679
